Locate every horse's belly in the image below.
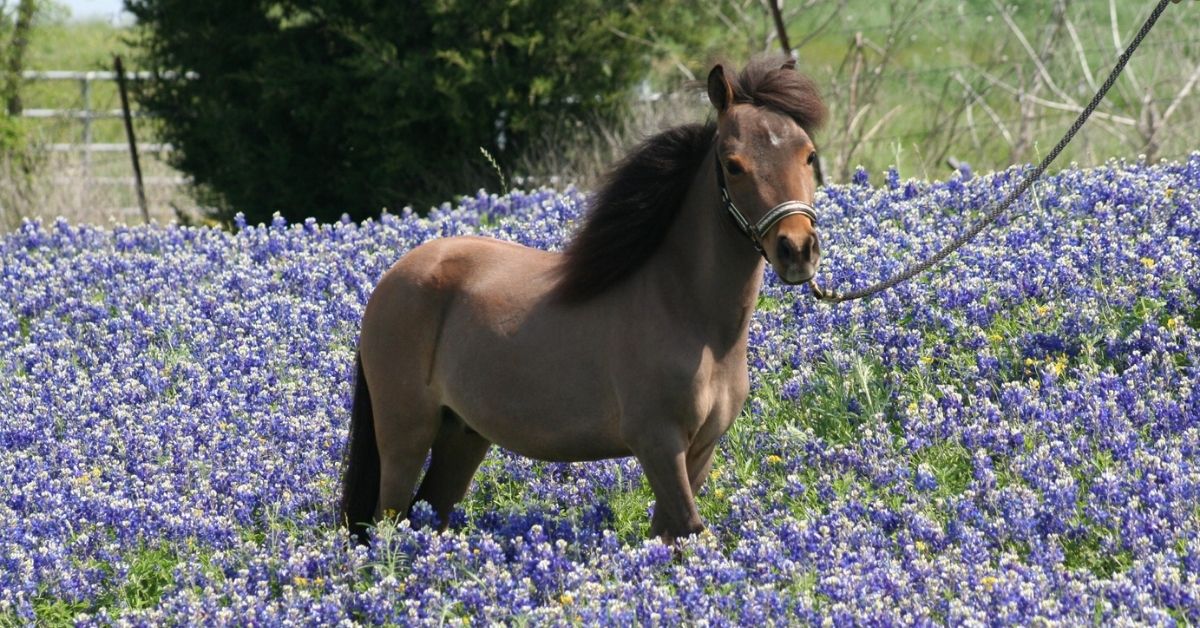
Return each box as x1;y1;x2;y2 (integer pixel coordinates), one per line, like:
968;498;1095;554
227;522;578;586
436;341;628;462
450;393;629;462
410;239;630;461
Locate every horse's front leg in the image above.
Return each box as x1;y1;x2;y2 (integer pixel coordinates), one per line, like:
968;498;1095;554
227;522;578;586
686;440;718;496
630;431;704;542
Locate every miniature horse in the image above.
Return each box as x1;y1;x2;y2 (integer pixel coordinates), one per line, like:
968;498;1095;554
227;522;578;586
341;57;827;543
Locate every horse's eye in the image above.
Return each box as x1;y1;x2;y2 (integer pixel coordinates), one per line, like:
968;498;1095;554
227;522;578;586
725;159;745;175
806;152;817;166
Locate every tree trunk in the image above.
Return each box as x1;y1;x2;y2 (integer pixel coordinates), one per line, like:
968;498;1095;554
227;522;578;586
5;0;38;116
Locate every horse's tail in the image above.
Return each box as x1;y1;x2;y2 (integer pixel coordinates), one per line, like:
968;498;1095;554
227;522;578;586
340;352;378;545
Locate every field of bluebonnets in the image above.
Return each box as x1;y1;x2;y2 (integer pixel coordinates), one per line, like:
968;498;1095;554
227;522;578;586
2;153;1199;624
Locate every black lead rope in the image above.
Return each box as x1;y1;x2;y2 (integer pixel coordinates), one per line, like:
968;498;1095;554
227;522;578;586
810;0;1175;304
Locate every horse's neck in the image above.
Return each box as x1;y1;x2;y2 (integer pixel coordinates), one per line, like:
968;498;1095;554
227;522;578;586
642;151;765;353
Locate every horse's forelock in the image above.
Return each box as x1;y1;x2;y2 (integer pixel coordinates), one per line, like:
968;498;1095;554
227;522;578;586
729;56;828;134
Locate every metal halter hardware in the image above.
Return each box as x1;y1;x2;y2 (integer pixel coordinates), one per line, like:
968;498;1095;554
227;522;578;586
714;150;818;259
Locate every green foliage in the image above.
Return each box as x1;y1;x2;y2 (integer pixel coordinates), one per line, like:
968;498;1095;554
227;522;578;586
1;0;37;154
125;0;681;223
606;474;655;541
0;113;20;153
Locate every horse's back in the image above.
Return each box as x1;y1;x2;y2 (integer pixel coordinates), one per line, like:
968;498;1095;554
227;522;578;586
364;236;555;329
362;235;555;366
377;235;552;292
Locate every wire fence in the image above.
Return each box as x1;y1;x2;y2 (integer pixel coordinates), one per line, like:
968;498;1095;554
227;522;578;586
12;69;199;226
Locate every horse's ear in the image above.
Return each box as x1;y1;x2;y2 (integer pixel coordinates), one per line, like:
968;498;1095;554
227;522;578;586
707;65;734;113
781;57;796;71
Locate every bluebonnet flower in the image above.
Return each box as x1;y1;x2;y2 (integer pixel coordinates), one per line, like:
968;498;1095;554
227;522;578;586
1;153;1199;623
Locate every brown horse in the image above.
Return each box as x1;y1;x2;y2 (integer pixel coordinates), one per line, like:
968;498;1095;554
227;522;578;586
341;57;827;543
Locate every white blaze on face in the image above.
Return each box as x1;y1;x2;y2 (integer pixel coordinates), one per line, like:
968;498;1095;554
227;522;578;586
761;119;785;148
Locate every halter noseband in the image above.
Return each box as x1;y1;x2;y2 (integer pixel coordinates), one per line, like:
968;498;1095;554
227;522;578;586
714;149;818;260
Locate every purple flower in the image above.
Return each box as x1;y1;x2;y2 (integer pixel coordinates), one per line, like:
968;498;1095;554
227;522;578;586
2;154;1199;623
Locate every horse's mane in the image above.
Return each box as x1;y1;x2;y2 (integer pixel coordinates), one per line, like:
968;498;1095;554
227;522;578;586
552;56;827;303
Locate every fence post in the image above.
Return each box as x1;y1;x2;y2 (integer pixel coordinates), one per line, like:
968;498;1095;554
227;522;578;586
80;74;92;178
114;56;149;224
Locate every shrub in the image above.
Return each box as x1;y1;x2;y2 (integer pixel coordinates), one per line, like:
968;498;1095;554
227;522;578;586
126;0;678;223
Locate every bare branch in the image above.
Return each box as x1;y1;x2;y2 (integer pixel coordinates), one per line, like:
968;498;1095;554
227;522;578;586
606;25;656;49
1160;61;1200;124
767;0;791;54
978;69;1137;126
1107;0;1123;54
991;0;1077;107
858;105;903;147
605;26;695;82
1064;18;1097;91
1142;59;1200;155
793;1;847;51
954;72;1014;146
1109;0;1144;94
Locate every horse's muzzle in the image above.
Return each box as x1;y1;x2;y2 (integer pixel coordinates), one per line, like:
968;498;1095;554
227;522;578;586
775;231;820;284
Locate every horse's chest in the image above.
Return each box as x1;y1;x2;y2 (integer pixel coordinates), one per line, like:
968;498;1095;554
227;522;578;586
689;361;749;442
700;377;744;434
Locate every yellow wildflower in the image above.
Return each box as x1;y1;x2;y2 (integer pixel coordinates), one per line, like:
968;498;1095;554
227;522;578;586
981;576;998;591
560;592;574;605
766;455;783;465
1049;356;1067;377
1140;257;1156;269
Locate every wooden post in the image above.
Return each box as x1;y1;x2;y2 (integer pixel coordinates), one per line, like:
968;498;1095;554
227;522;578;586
114;56;149;224
80;75;91;178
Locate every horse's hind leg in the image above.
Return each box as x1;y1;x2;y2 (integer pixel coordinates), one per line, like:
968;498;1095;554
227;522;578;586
373;397;441;524
361;261;451;525
367;355;443;523
412;409;491;529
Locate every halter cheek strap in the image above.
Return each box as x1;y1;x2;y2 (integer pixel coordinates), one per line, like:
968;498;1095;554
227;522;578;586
714;151;819;259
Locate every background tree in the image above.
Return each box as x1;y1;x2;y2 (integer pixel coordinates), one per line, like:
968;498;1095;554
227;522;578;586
1;0;37;149
125;0;681;224
1;0;41;231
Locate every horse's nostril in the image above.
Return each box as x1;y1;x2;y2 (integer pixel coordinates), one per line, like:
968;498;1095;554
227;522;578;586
777;237;797;265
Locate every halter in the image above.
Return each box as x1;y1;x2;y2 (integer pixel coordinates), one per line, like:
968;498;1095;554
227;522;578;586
714;150;818;259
